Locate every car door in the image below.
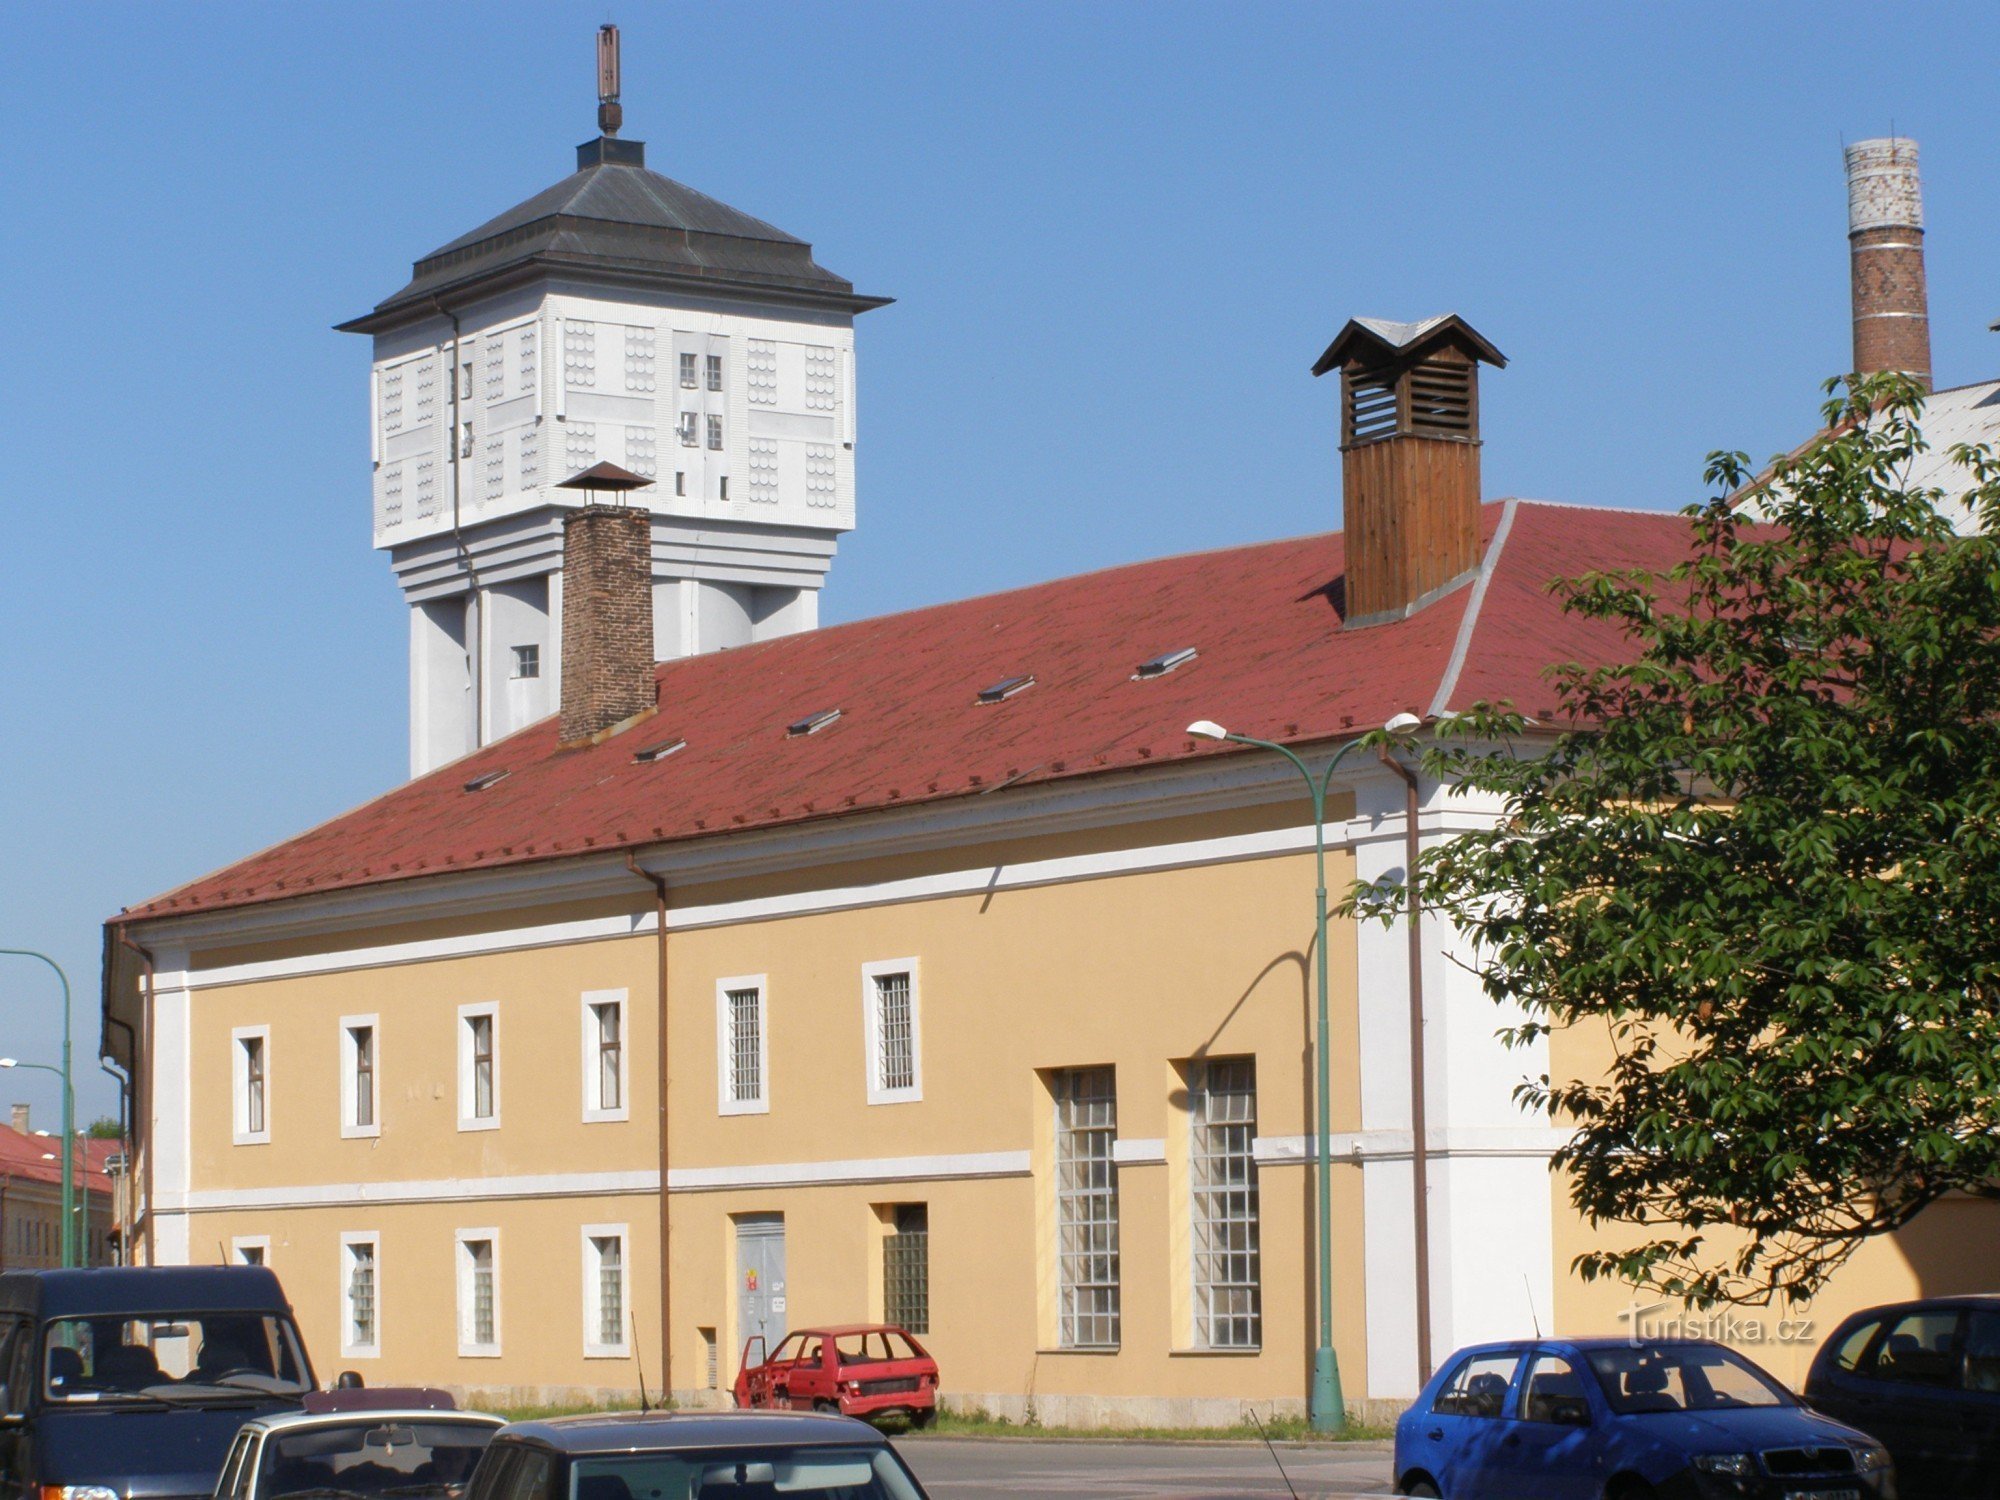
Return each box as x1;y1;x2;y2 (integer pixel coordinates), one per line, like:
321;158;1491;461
0;1316;27;1500
1854;1307;1966;1494
1413;1349;1523;1494
1490;1351;1603;1500
1949;1308;2000;1498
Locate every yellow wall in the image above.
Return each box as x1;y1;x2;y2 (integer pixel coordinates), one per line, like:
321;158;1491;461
174;811;1368;1417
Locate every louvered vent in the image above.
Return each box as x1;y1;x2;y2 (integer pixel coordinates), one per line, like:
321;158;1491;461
1344;369;1400;445
1408;357;1474;437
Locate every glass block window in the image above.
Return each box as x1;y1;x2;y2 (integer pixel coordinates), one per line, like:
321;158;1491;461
464;1238;496;1349
725;986;764;1107
874;972;915;1093
884;1204;929;1334
680;351;698;389
705;353;723;392
701;1327;718;1388
346;1241;377;1351
592;1234;625;1348
1054;1067;1119;1348
1190;1057;1261;1349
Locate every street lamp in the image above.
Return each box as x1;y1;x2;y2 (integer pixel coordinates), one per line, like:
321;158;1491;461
1187;712;1419;1431
0;951;74;1268
0;1055;79;1267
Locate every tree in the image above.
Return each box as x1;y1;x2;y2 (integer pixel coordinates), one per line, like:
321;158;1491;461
1360;375;2000;1306
85;1117;123;1140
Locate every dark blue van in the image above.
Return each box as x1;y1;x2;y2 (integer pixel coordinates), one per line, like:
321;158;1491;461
0;1267;316;1500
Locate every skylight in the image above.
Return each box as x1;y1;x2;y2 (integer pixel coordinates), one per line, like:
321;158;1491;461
462;770;510;793
1133;647;1198;679
633;737;686;763
978;674;1035;704
787;709;842;737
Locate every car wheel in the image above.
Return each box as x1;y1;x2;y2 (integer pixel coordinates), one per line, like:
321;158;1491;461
910;1409;936;1430
1402;1480;1440;1498
1608;1481;1657;1500
815;1399;841;1414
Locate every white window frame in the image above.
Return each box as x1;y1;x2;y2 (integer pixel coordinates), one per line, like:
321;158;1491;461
678;411;699;447
340;1231;381;1359
581;1223;631;1358
581;988;630;1123
456;1228;501;1358
861;959;923;1106
706;414;723;451
231;1025;271;1146
457;1002;500;1131
339;1014;381;1140
705;353;723;392
511;643;540;680
715;976;769;1116
679;351;698;390
232;1234;271;1267
1189;1057;1261;1350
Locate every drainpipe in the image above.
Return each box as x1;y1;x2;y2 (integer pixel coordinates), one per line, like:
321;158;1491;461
627;852;673;1398
430;295;483;753
1377;746;1434;1382
116;933;156;1266
101;1051;132;1263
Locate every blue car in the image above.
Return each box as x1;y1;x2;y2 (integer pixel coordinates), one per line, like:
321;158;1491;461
1393;1337;1895;1499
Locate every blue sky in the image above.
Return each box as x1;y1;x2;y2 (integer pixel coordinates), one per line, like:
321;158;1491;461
5;2;1999;1120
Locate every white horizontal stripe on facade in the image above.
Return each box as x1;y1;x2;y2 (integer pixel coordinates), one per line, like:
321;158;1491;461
1251;1127;1570;1166
160;823;1337;992
160;1150;1033;1214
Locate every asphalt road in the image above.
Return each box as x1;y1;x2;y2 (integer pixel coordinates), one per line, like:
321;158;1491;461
892;1436;1397;1499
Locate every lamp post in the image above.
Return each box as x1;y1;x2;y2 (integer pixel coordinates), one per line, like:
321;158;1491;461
0;949;75;1269
0;1058;78;1267
1187;713;1420;1431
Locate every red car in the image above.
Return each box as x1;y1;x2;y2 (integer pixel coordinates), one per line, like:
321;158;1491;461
733;1324;939;1427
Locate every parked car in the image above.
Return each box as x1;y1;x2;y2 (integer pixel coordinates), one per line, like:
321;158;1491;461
0;1266;317;1500
215;1400;503;1500
1804;1294;2000;1498
464;1411;931;1500
1394;1337;1894;1499
733;1325;938;1428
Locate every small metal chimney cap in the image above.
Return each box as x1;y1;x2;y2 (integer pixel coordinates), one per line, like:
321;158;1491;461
557;461;654;504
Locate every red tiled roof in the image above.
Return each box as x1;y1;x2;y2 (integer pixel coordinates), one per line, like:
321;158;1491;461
121;500;1694;922
0;1127;116;1193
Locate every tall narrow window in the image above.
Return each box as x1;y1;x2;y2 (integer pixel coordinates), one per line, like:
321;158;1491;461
863;962;922;1104
1189;1057;1261;1349
883;1204;930;1334
700;1327;718;1388
678;412;698;447
341;1235;379;1358
717;979;768;1115
232;1027;270;1145
1054;1067;1119;1348
679;351;698;389
352;1027;374;1127
458;1004;499;1130
582;991;628;1122
457;1232;499;1357
340;1016;379;1138
583;1227;630;1357
705;353;723;392
706;415;723;451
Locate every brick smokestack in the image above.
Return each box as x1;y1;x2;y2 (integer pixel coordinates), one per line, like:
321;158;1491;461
1845;138;1931;391
560;505;656;745
9;1103;27;1135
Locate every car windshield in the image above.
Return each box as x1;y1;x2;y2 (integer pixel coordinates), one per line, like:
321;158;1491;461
1586;1344;1793;1414
262;1420;498;1500
572;1446;924;1500
41;1312;312;1403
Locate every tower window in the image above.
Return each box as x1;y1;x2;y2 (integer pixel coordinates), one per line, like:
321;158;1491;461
719;476;729;500
512;644;540;679
707;415;723;451
678;413;698;448
705;354;723;392
679;352;698;389
675;472;686;496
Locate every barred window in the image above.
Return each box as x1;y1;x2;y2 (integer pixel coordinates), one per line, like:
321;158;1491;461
723;985;765;1109
1054;1067;1119;1348
883;1204;929;1334
872;970;916;1096
1190;1057;1261;1349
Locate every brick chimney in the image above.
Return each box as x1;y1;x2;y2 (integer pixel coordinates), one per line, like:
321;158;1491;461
9;1103;27;1135
1845;138;1931;391
559;504;657;745
1312;315;1508;628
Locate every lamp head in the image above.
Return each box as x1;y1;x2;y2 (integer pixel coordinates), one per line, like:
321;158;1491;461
0;1058;15;1069
1384;712;1423;736
1186;720;1229;742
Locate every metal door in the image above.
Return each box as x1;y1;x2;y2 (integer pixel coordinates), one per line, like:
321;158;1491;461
735;1213;787;1354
